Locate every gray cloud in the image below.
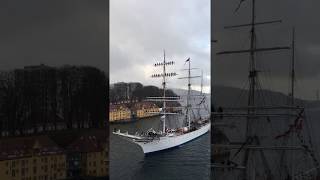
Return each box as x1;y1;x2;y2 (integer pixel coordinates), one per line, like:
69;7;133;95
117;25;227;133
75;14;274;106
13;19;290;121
110;0;210;93
0;0;108;71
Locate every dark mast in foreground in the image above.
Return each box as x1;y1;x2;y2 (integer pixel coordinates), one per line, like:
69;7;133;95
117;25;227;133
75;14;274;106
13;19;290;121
212;0;320;179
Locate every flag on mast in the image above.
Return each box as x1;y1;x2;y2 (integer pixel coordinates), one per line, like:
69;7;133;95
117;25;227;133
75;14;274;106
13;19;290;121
184;57;190;65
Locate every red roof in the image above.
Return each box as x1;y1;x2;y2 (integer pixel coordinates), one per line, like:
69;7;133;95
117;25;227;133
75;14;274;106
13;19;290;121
109;104;130;112
132;102;158;110
66;135;105;153
0;135;63;161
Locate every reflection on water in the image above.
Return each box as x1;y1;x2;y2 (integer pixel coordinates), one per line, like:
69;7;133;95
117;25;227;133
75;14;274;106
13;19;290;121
110;116;210;180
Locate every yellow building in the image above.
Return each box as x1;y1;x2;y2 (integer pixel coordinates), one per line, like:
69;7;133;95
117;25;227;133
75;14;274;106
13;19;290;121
133;102;160;118
109;104;131;122
0;131;108;180
0;136;66;180
66;135;108;178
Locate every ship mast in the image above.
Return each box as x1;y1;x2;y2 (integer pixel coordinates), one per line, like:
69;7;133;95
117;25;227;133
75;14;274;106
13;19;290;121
187;58;191;129
163;50;167;133
248;0;256;108
246;0;257;177
291;27;295;106
179;59;203;128
197;70;204;118
213;0;320;178
150;50;177;134
216;0;292;179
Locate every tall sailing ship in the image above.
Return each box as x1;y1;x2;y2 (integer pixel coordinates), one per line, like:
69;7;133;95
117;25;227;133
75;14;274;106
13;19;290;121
113;51;210;154
212;0;320;179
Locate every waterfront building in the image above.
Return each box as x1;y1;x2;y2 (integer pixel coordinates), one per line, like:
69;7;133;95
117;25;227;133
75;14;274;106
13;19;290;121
109;104;131;122
132;102;160;118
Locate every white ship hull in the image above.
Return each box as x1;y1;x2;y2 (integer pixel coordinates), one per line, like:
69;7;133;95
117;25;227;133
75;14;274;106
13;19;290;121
135;123;210;154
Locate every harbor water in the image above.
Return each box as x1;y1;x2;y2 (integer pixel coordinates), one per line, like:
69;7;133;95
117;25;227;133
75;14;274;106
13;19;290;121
110;115;210;180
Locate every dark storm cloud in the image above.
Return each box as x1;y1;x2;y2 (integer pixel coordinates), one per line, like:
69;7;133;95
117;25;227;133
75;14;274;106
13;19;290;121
213;0;320;100
0;0;108;71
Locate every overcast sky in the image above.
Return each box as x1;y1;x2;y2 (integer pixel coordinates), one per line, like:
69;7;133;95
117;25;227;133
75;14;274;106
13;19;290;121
110;0;210;93
3;1;318;99
0;0;108;71
213;0;320;100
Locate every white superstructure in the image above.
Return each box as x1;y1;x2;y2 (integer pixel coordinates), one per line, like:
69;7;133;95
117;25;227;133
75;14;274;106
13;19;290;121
114;122;210;154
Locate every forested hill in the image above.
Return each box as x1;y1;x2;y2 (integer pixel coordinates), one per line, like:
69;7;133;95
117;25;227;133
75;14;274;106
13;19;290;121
109;83;180;107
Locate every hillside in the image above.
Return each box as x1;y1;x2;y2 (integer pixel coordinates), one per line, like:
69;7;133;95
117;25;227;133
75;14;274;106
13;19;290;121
109;83;181;107
211;85;320;108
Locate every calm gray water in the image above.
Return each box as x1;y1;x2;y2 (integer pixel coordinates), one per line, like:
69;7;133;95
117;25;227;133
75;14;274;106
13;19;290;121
110;115;210;180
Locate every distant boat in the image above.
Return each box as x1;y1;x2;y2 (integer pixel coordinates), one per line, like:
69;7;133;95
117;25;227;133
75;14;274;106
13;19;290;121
113;51;210;154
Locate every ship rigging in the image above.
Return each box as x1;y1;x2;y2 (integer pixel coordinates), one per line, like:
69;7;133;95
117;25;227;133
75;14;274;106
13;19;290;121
212;0;320;179
113;51;210;154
